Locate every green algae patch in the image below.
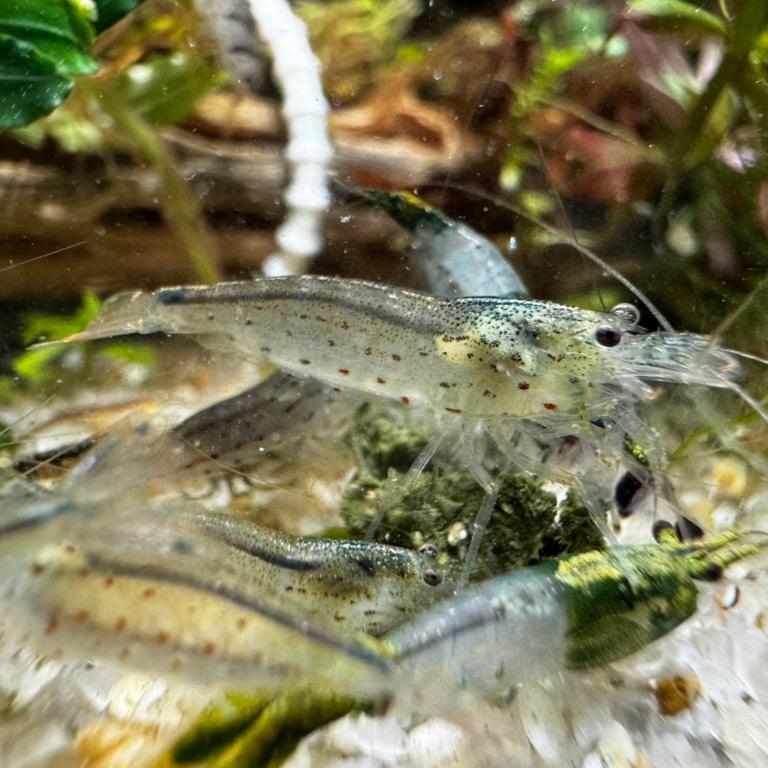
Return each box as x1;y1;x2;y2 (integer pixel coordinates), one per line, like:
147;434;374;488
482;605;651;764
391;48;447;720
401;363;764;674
554;491;606;555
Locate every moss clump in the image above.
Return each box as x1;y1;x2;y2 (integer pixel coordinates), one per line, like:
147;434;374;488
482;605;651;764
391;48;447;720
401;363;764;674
342;406;563;580
553;490;605;555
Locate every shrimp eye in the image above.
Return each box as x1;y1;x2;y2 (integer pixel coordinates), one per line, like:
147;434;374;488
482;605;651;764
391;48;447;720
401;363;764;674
698;563;723;582
423;570;443;586
610;303;641;325
595;327;623;347
418;543;439;558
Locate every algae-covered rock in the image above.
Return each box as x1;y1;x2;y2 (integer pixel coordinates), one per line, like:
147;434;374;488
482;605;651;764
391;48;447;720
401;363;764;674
341;405;603;580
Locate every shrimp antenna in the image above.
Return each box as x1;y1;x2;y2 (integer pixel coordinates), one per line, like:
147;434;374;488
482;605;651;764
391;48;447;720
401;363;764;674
534;142;607;313
722;379;768;427
724;348;768;368
708;268;768;347
438;182;676;332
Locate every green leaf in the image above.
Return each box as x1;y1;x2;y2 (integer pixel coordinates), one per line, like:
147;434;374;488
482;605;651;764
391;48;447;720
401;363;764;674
0;35;74;130
21;289;101;344
114;52;221;126
731;0;768;57
99;342;157;368
0;0;98;77
12;346;65;380
627;0;727;38
93;0;143;34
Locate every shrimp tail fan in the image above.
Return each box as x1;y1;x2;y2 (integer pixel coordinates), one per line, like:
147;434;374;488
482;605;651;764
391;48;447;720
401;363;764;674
33;291;159;348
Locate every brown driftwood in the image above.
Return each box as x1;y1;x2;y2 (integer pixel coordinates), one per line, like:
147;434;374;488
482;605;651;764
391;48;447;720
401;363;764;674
0;89;490;299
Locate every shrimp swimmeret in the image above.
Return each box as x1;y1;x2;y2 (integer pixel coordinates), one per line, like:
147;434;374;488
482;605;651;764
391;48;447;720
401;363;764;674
46;276;768;554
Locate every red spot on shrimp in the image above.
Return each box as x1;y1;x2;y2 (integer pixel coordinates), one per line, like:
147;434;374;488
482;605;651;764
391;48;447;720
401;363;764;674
517;382;530;390
120;647;131;661
103;577;114;588
46;614;60;634
338;368;350;375
78;568;90;578
143;588;156;599
115;617;127;632
31;563;45;576
203;642;216;656
65;544;75;553
172;659;184;671
237;618;248;630
157;631;170;644
392;354;402;361
544;402;558;410
401;396;410;405
74;610;89;624
376;377;387;384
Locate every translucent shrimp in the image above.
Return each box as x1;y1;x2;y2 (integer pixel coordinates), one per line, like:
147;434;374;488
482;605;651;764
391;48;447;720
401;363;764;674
152;528;765;767
41;275;767;564
0;478;447;705
168;188;528;495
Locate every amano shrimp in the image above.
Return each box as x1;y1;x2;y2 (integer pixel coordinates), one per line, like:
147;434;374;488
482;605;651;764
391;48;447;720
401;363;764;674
0;487;447;699
45;275;768;573
150;527;765;767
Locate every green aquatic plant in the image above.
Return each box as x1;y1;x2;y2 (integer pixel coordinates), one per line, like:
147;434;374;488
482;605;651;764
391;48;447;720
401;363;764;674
296;0;422;102
156;687;372;768
12;290;102;383
3;291;156;393
0;0;143;129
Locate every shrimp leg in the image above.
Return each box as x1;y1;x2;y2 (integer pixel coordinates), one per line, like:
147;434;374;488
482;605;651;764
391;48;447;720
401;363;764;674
365;423;455;539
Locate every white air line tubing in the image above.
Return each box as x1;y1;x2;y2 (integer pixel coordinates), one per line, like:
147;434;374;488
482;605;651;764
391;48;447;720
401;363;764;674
246;0;333;276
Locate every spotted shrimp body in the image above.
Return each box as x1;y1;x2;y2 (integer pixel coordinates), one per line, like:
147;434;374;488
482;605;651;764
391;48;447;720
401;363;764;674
48;275;763;555
54;275;707;420
150;529;764;768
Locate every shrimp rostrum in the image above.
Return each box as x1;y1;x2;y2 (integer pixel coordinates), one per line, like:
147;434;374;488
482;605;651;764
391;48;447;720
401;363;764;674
46;275;768;552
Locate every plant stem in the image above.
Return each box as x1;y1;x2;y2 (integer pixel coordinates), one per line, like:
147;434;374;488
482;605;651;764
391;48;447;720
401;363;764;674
92;84;222;284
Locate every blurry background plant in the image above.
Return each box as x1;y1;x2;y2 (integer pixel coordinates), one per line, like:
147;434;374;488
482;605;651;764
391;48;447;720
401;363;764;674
0;0;767;394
